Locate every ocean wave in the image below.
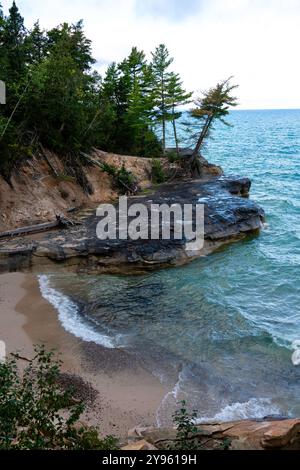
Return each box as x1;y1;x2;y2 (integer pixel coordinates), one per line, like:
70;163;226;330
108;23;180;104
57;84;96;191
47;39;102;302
196;398;281;423
38;275;116;348
156;364;283;427
156;369;184;427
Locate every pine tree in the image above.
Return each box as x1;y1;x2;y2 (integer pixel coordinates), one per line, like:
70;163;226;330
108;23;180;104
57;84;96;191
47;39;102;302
118;47;158;155
166;72;192;155
97;63;120;150
2;1;27;78
69;20;96;71
188;77;238;176
0;3;6;73
25;21;47;64
0;1;29;172
0;2;7;132
0;3;4;35
24;22;99;152
1;3;238;183
119;47;147;87
151;44;173;153
120;47;149;128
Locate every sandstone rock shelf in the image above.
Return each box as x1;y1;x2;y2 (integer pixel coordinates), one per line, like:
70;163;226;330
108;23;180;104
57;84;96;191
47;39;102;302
0;176;265;275
127;417;300;450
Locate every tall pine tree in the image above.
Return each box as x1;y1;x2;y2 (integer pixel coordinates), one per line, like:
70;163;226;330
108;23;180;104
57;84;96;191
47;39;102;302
25;21;47;64
0;3;6;75
151;44;173;153
24;22;99;152
2;1;26;79
166;72;192;155
118;47;158;156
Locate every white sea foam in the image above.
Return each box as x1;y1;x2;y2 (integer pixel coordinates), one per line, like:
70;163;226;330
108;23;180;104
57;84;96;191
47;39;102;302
196;398;281;423
156;367;281;427
38;275;115;348
156;369;186;427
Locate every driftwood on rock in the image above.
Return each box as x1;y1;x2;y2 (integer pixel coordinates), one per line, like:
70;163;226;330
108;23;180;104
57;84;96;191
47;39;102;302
0;214;77;240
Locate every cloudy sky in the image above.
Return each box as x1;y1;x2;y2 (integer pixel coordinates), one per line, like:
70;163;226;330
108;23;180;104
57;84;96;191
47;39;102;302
2;0;300;109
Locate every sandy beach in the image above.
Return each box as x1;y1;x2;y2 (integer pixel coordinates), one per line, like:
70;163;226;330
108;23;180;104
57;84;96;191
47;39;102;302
0;272;168;440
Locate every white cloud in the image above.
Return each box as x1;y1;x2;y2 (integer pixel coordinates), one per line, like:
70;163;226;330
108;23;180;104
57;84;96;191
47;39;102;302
135;0;203;20
1;0;300;109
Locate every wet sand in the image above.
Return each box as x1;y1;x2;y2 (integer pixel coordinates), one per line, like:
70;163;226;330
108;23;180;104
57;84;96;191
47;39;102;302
0;272;168;439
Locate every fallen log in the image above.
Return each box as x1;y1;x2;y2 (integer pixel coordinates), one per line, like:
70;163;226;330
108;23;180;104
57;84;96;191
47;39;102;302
0;214;77;240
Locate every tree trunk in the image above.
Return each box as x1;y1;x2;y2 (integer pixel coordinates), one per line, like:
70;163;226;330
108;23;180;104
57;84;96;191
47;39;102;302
190;115;213;177
172;118;179;156
193;115;212;156
161;75;166;154
162;118;166;154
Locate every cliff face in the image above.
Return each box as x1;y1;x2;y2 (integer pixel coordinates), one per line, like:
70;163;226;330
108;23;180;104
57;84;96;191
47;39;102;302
0;149;154;231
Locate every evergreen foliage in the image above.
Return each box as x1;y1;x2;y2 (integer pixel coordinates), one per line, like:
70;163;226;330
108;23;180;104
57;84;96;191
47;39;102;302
186;77;238;176
0;2;236;183
0;2;193;180
151;158;165;184
166;72;192;155
151;44;173;154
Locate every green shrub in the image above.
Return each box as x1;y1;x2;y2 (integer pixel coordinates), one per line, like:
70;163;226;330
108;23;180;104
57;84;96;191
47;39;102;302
0;345;118;450
170;400;201;450
116;164;136;193
167;151;180;163
152;158;165;184
101;162;137;194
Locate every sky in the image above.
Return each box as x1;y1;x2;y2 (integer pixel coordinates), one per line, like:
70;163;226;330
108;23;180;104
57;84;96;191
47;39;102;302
1;0;300;109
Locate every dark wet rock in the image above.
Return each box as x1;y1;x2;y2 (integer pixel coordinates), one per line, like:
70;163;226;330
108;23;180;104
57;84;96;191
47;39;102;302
0;176;264;274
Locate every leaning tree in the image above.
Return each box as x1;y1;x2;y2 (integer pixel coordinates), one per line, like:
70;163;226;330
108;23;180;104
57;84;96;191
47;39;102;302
188;77;238;177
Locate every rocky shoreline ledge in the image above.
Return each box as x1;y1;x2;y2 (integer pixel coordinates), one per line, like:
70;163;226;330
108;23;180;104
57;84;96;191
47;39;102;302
0;175;264;274
123;418;300;450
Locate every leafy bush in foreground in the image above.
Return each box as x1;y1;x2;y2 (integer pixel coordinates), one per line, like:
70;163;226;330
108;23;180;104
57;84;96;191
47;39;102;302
0;345;118;450
171;400;232;450
171;400;201;450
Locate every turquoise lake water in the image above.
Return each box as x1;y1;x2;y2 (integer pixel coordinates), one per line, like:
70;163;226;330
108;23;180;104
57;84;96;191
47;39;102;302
40;109;300;423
